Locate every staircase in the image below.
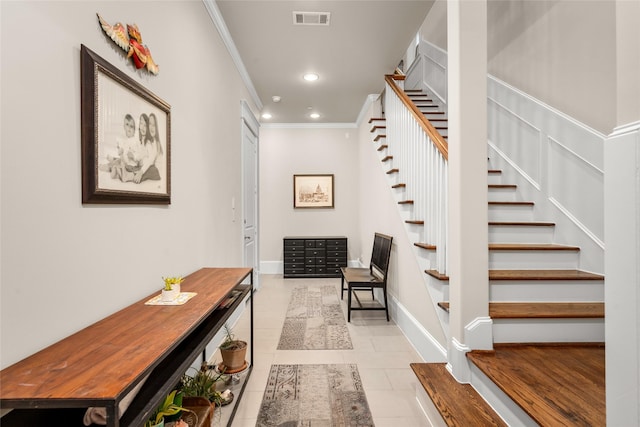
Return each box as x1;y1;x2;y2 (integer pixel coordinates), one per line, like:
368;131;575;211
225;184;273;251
371;77;605;425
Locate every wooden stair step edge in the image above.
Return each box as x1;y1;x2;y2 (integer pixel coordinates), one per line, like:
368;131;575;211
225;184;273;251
391;183;406;189
373;134;386;142
489;221;555;227
377;144;388;151
406;220;425;225
368;117;386;123
466;344;605;426
386;168;399;174
411;363;507;427
398;200;414;205
489;243;580;251
414;242;435;249
381;155;393;162
426;269;603;282
370;125;386;132
437;302;605;318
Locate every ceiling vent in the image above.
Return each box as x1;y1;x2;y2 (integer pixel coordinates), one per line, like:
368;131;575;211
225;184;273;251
293;11;331;26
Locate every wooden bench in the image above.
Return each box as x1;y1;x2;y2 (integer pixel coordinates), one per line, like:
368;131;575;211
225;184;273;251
340;233;393;322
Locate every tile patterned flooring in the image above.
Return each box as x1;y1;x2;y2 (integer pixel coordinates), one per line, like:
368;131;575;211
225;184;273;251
225;275;428;426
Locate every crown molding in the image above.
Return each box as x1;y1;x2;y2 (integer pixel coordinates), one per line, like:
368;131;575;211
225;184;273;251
202;0;263;111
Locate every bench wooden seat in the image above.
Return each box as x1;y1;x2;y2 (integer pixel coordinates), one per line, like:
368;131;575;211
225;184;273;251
340;233;393;322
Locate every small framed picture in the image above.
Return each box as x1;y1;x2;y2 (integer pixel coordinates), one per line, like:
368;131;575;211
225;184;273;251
293;174;334;208
80;44;171;204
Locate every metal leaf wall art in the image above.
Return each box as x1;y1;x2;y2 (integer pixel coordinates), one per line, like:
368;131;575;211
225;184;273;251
97;13;159;75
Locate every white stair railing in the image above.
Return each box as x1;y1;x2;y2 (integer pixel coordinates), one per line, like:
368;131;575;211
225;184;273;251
384;76;449;275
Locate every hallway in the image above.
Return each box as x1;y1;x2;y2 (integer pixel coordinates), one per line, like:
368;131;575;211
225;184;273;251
227;274;428;426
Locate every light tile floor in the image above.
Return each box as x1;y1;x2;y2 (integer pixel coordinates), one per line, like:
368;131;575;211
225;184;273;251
221;274;429;426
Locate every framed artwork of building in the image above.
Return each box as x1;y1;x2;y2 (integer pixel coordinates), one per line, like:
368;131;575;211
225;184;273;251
293;174;334;208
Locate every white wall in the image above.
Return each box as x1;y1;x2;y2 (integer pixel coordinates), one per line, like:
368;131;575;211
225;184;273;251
418;0;617;135
258;126;360;271
0;1;257;368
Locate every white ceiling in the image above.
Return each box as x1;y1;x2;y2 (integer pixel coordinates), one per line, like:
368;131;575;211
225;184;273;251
214;1;434;124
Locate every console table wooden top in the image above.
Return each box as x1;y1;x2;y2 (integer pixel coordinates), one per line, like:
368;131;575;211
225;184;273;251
0;267;252;406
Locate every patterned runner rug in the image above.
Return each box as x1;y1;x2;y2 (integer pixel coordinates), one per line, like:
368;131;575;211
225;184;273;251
256;364;374;426
277;286;353;350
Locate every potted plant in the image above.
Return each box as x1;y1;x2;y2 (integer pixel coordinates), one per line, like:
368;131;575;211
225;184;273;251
219;323;247;371
179;363;226;405
178;363;231;426
145;390;192;427
161;276;183;301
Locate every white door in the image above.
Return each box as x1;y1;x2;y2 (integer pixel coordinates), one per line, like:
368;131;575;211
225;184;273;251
241;102;259;290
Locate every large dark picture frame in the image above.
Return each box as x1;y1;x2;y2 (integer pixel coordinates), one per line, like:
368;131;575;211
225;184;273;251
81;44;171;204
293;174;334;208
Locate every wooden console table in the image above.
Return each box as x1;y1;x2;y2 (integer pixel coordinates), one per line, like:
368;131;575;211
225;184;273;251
0;267;253;427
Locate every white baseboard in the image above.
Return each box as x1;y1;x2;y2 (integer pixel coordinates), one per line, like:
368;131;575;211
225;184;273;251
389;294;447;362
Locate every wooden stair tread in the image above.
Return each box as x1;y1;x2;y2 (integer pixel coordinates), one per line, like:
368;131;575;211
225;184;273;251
377;144;388;151
411;363;507;427
489;221;555;226
373;134;386;141
398;200;414;205
391;183;406;188
426;269;449;280
467;344;605;426
490;269;604;280
415;242;435;250
438;302;604;318
488;201;534;206
426;269;604;282
386;168;399;174
381;155;393;162
488;184;516;189
370;125;386;132
488;169;502;174
368;117;385;123
406;220;425;225
489;243;580;251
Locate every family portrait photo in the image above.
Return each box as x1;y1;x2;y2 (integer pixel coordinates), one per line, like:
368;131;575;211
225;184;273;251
81;45;171;204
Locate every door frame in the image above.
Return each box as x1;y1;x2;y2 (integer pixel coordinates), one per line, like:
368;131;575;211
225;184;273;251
241;100;260;290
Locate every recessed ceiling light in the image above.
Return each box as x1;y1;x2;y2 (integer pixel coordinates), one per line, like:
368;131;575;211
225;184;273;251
272;95;281;103
303;73;319;82
309;113;320;119
261;113;272;119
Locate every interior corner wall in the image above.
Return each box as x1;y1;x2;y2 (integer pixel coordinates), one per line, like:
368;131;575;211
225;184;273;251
258;126;360;269
0;1;257;368
418;0;617;136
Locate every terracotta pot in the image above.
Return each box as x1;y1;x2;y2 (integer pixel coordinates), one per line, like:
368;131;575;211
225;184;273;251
181;396;213;427
220;340;247;371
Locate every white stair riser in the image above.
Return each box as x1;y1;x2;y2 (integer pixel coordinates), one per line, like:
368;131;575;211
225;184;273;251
488;204;534;221
489;225;554;244
487;173;503;185
488;188;517;202
489;280;604;302
489;250;579;269
493;318;604;343
470;364;540;427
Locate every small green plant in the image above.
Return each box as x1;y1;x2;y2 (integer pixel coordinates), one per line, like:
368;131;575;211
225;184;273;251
179;363;225;406
145;390;192;427
162;276;183;291
219;323;243;350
